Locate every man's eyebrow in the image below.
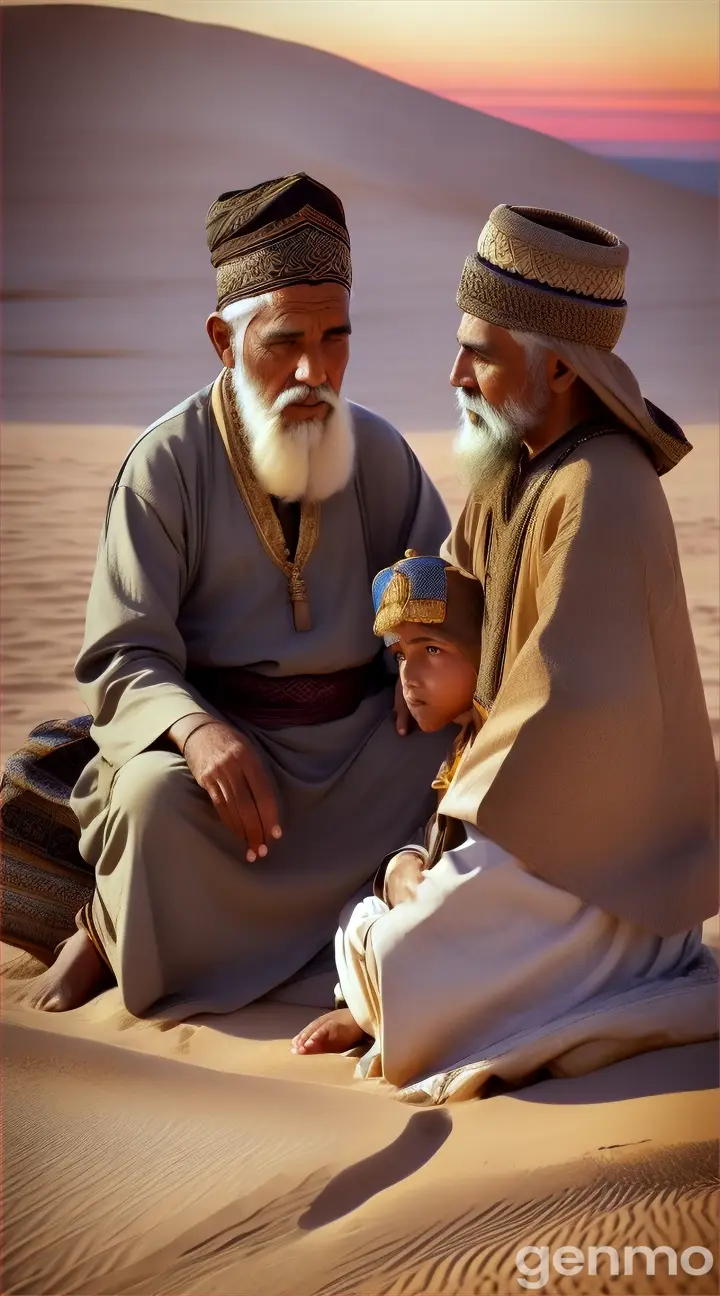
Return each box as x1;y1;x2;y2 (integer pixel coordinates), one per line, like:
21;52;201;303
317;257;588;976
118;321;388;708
262;327;303;345
260;323;352;344
457;337;493;358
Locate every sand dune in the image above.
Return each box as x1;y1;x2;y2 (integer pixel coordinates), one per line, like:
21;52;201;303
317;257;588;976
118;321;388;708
3;944;719;1296
4;5;716;751
4;3;718;432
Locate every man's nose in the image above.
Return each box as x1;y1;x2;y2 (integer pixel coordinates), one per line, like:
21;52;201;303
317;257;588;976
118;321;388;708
449;348;474;389
295;348;327;389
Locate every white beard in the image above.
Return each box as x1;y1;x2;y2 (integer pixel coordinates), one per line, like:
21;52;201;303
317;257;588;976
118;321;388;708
454;380;550;498
230;367;355;503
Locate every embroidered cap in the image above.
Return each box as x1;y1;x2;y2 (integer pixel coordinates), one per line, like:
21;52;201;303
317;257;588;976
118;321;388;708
457;204;629;351
372;552;484;669
206;172;352;310
456;203;691;474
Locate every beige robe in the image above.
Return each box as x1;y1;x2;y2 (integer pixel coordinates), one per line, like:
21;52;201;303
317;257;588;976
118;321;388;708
440;427;718;935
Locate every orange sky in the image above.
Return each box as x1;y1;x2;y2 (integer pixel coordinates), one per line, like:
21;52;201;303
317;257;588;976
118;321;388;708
13;0;720;155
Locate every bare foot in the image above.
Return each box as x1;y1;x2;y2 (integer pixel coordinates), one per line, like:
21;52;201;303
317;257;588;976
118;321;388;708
14;928;109;1011
291;1008;367;1055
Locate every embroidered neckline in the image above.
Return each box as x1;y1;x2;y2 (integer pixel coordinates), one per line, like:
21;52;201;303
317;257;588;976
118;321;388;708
215;369;320;632
476;423;618;711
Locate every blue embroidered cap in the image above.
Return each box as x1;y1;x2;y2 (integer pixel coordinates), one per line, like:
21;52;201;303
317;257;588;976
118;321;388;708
372;550;484;667
372;552;447;641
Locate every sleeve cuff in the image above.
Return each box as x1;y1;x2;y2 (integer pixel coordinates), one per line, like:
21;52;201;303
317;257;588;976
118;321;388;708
168;711;213;753
373;845;430;902
90;688;214;768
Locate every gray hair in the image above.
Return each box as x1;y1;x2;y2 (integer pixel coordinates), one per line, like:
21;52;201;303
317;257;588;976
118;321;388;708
220;294;273;365
510;328;603;390
509;328;557;357
508;328;555;387
220;294;273;330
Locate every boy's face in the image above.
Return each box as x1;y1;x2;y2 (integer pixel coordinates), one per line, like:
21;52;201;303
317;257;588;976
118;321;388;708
390;623;478;732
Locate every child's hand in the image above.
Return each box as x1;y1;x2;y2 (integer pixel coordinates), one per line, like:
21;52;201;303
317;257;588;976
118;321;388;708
384;850;427;907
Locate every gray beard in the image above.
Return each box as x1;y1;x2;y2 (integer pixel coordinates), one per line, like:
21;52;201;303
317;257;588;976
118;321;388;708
453;386;549;498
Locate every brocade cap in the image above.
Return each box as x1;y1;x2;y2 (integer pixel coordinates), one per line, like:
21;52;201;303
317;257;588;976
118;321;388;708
206;173;352;310
372;552;484;670
458;204;629;351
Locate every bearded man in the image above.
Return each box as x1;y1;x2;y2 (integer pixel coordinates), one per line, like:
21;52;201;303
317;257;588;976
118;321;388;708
320;205;718;1100
443;202;717;927
22;173;451;1016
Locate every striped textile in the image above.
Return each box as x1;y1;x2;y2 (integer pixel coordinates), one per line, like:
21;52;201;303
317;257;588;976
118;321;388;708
1;717;96;957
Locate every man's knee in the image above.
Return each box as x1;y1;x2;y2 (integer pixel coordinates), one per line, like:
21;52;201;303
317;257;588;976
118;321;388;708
109;750;198;824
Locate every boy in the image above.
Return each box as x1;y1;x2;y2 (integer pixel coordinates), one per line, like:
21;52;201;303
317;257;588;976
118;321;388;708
292;551;484;1055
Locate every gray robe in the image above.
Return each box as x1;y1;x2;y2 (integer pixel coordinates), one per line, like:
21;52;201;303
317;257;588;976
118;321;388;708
70;386;452;1016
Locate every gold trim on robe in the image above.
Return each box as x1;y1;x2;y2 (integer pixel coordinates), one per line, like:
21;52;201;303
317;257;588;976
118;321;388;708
212;370;320;632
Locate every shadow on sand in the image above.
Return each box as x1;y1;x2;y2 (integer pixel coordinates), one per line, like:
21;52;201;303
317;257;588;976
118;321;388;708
514;1039;719;1106
298;1109;452;1229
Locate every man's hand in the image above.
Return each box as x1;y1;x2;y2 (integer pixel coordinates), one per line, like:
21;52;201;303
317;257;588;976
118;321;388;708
393;676;415;737
182;721;281;862
384;850;427;907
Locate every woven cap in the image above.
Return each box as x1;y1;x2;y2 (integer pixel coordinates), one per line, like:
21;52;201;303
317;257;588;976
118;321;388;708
372;552;484;670
206;173;351;310
458;205;629;350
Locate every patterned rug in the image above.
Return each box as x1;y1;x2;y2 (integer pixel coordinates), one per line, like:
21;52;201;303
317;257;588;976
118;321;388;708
1;717;97;958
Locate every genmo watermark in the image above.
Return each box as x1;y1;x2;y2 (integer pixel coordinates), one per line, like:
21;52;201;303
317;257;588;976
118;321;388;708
515;1244;715;1289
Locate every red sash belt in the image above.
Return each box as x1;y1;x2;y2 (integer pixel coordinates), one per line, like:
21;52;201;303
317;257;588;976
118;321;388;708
185;654;388;730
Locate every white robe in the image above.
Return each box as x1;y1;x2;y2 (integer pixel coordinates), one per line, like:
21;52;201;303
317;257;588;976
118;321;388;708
335;828;717;1103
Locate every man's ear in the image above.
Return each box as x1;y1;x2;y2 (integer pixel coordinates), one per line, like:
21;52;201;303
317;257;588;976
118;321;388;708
547;355;579;394
206;313;234;368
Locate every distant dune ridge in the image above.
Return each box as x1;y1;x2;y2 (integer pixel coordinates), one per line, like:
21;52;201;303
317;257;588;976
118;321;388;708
3;2;719;430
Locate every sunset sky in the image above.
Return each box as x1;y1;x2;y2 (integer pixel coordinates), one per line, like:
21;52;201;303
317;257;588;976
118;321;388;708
14;0;720;158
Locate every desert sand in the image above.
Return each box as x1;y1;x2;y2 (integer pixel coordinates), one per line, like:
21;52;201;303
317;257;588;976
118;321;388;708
2;421;719;1295
2;935;719;1296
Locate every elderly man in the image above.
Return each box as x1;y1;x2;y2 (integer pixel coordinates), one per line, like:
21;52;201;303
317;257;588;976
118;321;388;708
316;205;718;1099
24;172;450;1016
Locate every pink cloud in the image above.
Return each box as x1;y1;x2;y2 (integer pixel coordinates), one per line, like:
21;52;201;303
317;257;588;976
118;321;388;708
420;87;720;155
